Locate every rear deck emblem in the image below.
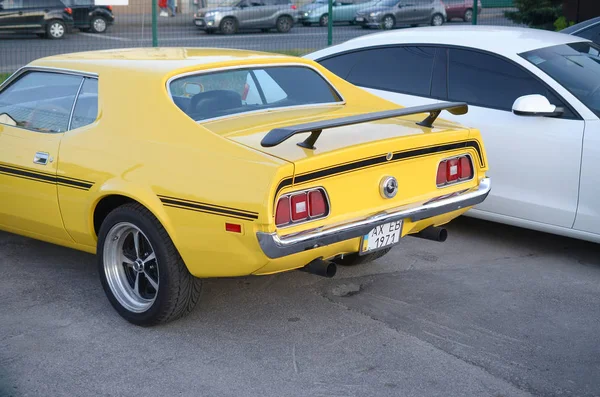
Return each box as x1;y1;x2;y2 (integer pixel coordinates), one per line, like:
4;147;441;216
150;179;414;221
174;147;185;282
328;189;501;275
380;176;398;199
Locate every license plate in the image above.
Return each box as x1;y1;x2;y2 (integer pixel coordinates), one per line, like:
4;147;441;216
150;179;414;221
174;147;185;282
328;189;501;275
356;17;364;21
360;220;402;254
195;20;204;26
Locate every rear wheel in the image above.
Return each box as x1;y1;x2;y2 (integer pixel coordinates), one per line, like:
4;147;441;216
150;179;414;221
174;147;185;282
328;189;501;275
220;17;238;34
431;13;444;26
46;20;66;39
97;203;202;325
319;13;328;26
463;8;473;22
334;248;392;267
90;16;107;33
276;15;293;33
381;14;395;30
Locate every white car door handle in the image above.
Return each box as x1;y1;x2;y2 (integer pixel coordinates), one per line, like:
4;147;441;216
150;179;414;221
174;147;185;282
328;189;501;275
33;152;51;165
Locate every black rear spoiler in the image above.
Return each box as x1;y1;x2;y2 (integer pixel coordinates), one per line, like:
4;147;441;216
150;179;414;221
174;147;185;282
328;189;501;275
260;102;468;149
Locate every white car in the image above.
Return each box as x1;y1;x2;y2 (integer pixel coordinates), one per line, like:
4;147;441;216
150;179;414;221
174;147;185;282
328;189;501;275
306;26;600;243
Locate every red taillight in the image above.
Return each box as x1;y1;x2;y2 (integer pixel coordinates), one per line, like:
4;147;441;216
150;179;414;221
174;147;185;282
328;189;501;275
291;4;297;9
275;188;329;227
436;155;473;187
308;190;326;217
107;5;113;10
275;196;290;226
291;193;308;221
64;7;72;14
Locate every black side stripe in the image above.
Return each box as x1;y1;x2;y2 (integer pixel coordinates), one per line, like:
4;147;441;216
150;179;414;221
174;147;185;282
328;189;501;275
158;196;258;221
275;140;484;195
0;163;94;190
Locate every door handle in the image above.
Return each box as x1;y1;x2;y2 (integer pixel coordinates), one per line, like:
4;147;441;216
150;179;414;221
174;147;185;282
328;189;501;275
33;152;51;165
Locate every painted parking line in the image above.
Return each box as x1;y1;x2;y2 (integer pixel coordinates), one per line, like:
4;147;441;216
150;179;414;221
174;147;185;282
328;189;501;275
77;32;132;41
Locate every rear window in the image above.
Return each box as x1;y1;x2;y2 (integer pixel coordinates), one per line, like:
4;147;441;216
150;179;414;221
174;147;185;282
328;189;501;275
169;66;343;122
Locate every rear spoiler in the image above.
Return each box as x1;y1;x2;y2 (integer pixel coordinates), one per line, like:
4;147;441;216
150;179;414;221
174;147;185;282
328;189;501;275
260;102;468;149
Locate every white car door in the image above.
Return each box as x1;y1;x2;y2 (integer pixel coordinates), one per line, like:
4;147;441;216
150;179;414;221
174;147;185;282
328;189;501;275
317;46;584;228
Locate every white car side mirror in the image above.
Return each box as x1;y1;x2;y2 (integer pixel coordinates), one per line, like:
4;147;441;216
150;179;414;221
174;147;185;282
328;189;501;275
512;94;563;117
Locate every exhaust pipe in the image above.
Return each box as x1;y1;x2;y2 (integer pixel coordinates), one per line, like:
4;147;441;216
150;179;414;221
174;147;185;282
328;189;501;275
413;226;448;242
299;258;337;278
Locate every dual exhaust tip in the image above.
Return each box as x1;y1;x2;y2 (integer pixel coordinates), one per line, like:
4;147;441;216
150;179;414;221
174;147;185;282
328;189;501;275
298;226;447;278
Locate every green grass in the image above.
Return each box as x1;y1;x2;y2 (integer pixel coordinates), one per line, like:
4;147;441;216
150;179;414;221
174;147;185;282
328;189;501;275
0;73;11;84
270;49;316;57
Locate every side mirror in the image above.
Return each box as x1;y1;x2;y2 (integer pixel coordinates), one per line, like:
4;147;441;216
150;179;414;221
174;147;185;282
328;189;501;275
512;94;563;117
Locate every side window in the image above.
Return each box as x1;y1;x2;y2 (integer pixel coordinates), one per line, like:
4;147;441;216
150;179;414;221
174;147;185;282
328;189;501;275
0;71;82;133
318;51;365;80
448;48;569;113
344;46;436;96
577;25;600;43
71;78;98;130
0;0;23;9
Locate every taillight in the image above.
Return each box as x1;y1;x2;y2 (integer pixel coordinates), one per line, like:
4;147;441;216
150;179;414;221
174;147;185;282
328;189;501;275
291;4;297;9
64;7;72;14
275;188;329;227
436;155;473;187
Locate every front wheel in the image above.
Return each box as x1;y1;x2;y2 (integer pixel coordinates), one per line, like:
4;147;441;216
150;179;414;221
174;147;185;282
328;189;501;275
220;17;238;34
463;8;473;22
46;20;66;39
276;15;293;33
90;16;108;33
319;13;328;27
381;14;395;30
97;203;202;325
431;13;444;26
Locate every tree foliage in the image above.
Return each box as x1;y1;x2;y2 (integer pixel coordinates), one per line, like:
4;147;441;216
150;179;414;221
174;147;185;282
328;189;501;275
504;0;563;30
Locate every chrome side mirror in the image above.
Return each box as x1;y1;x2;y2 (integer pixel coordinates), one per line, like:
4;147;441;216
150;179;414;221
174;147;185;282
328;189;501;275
512;94;563;117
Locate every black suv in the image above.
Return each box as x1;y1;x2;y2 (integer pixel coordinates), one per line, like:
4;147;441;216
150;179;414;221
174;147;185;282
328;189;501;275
0;0;74;39
62;0;114;33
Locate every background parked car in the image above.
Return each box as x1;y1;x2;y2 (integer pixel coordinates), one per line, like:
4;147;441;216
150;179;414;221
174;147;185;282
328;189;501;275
62;0;114;34
354;0;446;30
307;26;600;243
299;0;376;27
193;0;298;34
561;16;600;46
0;0;74;39
443;0;481;22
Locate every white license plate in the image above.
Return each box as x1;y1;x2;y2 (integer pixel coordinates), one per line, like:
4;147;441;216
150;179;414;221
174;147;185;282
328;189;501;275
360;220;402;254
195;20;204;26
355;17;364;21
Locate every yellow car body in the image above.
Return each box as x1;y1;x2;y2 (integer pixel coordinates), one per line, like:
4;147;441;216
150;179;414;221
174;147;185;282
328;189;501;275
0;48;489;324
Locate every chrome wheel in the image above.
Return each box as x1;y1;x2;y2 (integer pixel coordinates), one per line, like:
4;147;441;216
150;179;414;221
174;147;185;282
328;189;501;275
431;13;443;26
92;17;107;33
103;222;159;313
277;16;292;33
221;18;237;34
464;9;473;22
49;22;65;38
382;15;394;29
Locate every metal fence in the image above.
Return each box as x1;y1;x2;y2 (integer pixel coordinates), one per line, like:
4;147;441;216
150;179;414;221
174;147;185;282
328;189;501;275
1;0;523;75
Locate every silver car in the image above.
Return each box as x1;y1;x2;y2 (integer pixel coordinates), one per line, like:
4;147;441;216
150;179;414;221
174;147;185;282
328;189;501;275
194;0;298;34
355;0;446;30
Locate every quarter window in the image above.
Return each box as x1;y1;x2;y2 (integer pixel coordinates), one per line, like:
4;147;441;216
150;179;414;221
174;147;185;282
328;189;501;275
448;48;568;113
0;71;83;133
71;78;98;130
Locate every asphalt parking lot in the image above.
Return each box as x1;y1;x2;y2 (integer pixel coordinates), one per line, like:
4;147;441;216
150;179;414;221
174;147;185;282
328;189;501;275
0;8;517;72
1;216;599;397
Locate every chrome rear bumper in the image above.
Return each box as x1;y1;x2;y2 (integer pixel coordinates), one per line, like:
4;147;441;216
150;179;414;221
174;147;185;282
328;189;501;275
256;177;491;259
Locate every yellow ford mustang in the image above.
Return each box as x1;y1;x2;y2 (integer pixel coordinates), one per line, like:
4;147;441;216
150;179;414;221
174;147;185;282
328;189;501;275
0;48;490;325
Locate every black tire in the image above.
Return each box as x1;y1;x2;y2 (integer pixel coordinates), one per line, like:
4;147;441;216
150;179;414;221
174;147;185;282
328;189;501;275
301;21;311;27
334;248;392;267
220;17;238;34
381;14;395;30
276;15;293;33
431;12;444;26
97;203;202;326
90;16;108;33
463;8;473;22
46;19;66;39
319;13;328;27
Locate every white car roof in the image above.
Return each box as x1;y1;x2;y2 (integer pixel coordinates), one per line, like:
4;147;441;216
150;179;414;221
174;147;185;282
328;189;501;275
306;26;588;60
